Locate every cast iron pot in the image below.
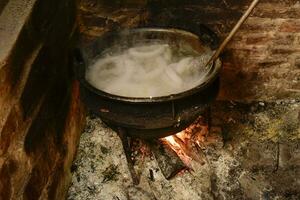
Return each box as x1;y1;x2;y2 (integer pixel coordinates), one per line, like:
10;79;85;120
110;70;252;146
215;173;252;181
75;27;222;139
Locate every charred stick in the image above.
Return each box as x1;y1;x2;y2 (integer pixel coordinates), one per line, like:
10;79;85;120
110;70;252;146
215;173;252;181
149;169;155;181
149;140;187;180
173;135;206;165
117;127;139;185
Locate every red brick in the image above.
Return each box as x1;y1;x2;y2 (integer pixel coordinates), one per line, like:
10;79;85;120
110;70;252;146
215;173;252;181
245;34;273;45
295;57;300;68
271;47;300;55
297;35;300;45
252;2;300;19
258;59;287;68
273;33;295;45
279;20;300;33
240;17;280;33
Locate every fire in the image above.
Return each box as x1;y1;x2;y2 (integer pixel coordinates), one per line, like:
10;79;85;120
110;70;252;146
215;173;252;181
164;135;180;148
174;131;190;142
162;134;193;167
161;117;211;167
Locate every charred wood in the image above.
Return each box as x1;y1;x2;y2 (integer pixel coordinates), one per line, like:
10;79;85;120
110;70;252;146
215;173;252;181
148;140;187;180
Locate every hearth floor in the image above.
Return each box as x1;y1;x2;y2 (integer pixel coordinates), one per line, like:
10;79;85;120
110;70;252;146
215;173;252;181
67;100;300;200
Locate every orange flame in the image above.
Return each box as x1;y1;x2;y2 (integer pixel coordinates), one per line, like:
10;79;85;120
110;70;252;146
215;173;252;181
161;117;211;167
161;134;193;167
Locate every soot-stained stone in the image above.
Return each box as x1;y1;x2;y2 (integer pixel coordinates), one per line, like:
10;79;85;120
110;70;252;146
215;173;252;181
0;0;84;199
0;159;17;200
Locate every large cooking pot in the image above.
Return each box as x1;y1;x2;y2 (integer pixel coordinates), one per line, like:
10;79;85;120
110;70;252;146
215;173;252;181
75;27;222;138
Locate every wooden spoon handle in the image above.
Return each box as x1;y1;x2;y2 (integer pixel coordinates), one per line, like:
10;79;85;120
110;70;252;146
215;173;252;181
205;0;260;67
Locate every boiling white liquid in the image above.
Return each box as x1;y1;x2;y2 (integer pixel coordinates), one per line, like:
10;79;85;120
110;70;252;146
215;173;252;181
85;43;212;97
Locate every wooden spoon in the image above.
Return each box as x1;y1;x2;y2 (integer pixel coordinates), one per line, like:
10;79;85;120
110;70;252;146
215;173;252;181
205;0;260;68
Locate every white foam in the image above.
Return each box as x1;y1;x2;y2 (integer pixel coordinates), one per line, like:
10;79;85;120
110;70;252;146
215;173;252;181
85;44;211;97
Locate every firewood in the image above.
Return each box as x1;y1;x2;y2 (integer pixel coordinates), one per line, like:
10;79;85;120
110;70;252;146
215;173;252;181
117;127;140;185
148;140;187;180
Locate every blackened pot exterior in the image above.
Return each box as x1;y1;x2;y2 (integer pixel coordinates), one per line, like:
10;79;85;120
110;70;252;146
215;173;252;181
75;27;222;138
81;77;219;138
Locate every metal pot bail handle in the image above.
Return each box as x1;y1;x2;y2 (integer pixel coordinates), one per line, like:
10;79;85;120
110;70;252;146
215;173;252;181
195;24;220;50
73;48;85;80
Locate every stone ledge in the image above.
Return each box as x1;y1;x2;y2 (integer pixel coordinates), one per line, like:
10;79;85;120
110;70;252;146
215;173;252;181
0;0;36;68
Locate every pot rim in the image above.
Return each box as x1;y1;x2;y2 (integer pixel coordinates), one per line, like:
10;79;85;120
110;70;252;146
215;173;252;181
77;27;222;103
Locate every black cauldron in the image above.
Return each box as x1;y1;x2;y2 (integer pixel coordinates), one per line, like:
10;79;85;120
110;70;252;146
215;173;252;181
75;27;222;138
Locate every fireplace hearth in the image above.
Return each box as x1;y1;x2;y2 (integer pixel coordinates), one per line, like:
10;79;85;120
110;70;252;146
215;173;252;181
67;0;300;199
1;0;299;199
68;101;299;200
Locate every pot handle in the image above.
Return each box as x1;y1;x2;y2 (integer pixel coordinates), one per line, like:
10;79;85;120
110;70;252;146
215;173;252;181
73;48;85;80
195;24;220;50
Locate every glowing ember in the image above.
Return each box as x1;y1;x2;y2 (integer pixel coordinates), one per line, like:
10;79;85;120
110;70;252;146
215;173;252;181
164;136;181;148
161;117;211;167
175;131;189;142
162;135;193;167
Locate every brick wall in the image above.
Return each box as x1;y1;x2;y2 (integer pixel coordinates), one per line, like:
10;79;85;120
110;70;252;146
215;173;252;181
147;0;300;101
0;0;85;199
218;1;300;101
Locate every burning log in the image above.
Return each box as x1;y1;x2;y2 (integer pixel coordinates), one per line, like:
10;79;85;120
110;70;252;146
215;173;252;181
160;117;223;168
173;135;206;166
116;115;223;183
148;140;187;180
